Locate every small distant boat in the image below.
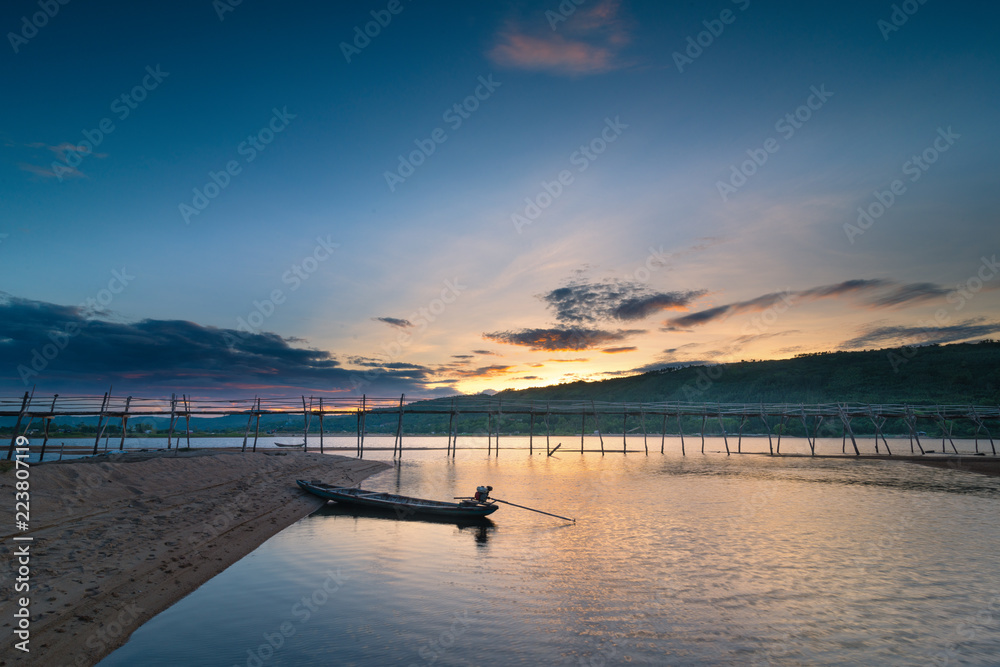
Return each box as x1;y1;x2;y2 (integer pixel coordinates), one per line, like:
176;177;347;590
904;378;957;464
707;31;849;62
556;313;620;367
295;480;499;518
274;442;306;448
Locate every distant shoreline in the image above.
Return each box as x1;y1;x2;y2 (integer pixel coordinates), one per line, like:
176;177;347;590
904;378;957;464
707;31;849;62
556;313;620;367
5;432;956;439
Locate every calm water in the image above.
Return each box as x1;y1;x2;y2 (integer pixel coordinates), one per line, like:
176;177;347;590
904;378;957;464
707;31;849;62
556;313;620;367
98;437;1000;666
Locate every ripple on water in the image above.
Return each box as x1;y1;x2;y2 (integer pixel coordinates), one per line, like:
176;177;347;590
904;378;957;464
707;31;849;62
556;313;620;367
100;445;1000;666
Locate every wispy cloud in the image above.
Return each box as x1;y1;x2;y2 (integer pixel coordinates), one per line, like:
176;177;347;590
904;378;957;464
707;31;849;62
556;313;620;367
36;142;103;162
488;32;617;75
16;141;107;179
601;346;636;354
731;330;801;346
487;0;632;76
663;279;948;329
442;364;515;379
369;361;429;372
373;316;413;329
18;162;83;179
662;343;701;355
864;282;950;308
696;330;803;361
839;318;1000;349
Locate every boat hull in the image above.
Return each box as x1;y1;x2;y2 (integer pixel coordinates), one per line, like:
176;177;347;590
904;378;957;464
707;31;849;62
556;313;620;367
295;481;499;518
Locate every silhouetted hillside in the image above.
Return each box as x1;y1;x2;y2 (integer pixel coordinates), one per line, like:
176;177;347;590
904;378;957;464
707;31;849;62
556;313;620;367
349;341;1000;438
8;342;995;439
499;340;1000;406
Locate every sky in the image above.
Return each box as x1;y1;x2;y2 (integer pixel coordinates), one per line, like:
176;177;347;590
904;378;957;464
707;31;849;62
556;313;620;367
1;0;999;399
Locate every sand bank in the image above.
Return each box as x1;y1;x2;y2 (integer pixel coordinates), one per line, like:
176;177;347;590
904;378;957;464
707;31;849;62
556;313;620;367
0;450;389;666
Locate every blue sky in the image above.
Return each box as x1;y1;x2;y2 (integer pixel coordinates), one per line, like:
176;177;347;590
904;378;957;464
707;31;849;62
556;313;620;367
2;0;999;397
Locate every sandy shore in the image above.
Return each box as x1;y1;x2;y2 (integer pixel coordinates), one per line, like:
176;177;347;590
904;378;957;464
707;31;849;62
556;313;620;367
905;455;1000;476
0;450;389;667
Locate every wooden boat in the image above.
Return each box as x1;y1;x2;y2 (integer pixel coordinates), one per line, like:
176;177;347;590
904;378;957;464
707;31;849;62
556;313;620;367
317;502;497;529
274;442;305;448
295;480;499;518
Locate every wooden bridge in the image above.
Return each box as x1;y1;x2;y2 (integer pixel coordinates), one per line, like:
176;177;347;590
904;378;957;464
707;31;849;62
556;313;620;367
3;391;998;461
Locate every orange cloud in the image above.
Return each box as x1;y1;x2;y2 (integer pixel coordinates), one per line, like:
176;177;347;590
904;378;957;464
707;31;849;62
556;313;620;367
489;32;616;75
18;162;83;179
442;364;515;379
487;1;632;76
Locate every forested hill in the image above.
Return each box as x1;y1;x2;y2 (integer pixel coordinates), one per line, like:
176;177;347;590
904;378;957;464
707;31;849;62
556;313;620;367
492;341;1000;406
8;342;995;437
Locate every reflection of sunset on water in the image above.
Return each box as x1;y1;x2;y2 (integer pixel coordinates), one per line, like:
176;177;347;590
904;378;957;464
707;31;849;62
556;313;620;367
103;445;1000;665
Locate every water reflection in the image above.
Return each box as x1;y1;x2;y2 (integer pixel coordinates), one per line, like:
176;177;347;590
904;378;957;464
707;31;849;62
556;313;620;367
99;446;1000;667
315;503;496;546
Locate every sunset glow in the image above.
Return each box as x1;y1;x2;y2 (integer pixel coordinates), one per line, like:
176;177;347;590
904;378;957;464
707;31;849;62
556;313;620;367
2;1;998;398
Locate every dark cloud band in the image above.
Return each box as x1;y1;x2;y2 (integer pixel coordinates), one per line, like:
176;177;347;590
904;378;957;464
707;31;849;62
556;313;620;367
483;327;645;351
665;279;944;329
0;295;430;394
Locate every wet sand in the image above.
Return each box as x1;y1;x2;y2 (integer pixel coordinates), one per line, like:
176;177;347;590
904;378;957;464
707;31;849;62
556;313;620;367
904;455;1000;476
0;450;389;667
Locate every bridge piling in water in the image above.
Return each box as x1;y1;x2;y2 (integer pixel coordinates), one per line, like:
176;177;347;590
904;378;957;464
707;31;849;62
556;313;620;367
5;395;1000;462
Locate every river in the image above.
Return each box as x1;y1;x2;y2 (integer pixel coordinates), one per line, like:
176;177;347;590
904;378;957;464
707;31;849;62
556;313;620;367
98;437;1000;666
